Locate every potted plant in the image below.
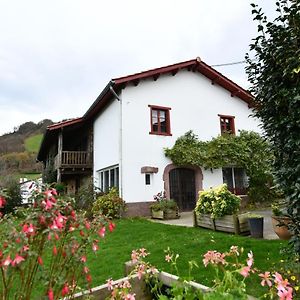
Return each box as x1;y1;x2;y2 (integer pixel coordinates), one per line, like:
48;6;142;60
194;184;249;235
247;213;264;238
271;203;292;240
150;192;179;220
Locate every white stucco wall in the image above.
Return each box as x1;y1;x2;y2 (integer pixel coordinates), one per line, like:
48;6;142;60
119;70;260;203
93;98;120;186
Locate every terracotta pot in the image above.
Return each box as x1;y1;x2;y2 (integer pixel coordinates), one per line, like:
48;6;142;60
271;216;292;240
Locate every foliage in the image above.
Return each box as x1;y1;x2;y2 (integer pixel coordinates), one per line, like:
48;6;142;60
195;184;241;219
165;130;276;203
92;187;126;219
24;134;43;153
245;0;300;254
0;183;115;299
150;191;178;212
0;176;22;215
107;246;295;300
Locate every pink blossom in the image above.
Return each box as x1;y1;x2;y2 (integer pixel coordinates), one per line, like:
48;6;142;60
85;221;91;230
48;288;54;300
86;274;92;283
37;256;43;266
2;255;12;267
125;293;136;300
22;223;35;236
259;272;272;287
137;264;145;280
109;222;116;232
240;266;251;278
229;246;239;256
53;245;57;256
22;245;29;252
139;248;148;257
131;250;139;263
121;280;131;289
12;254;25;266
80;255;87;263
247;251;254;267
61;283;69;297
92;243;99;252
0;196;6;208
277;285;293;300
203;250;226;267
106;278;114;291
83;266;89;274
98;226;106;237
165;254;172;263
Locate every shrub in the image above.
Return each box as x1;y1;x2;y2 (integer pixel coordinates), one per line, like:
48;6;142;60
92;187;126;219
195;184;240;219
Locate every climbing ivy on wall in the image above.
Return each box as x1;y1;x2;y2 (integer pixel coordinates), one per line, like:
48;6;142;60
164;130;277;203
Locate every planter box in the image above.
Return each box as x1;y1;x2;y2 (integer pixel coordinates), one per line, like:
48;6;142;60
151;208;180;220
194;212;250;235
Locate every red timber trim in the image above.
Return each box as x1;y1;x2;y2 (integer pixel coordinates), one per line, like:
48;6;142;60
218;114;236;135
148;105;172;136
47;118;84;131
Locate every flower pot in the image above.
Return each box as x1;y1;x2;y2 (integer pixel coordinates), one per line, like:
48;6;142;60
248;217;264;238
271;216;292;240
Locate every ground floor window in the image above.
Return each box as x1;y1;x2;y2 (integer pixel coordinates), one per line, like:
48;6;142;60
222;167;247;195
98;165;119;192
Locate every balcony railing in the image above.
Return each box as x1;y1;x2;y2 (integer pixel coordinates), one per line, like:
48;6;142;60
54;151;92;169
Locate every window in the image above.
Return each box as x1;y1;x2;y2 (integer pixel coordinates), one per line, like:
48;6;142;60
219;114;235;135
222;167;247;195
98;165;119;192
149;105;171;135
145;174;151;185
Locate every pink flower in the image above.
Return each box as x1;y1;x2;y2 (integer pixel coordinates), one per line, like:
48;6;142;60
85;221;91;230
139;248;148;257
22;223;35;236
37;256;43;266
48;288;54;300
229;246;239;256
259;272;272;287
98;226;106;238
61;283;69;297
106;278;114;291
22;245;29;252
86;274;92;283
80;256;87;263
109;222;116;232
131;250;139;263
125;293;136;300
0;196;6;208
92;243;99;252
277;285;293;300
2;255;12;267
247;251;254;267
53;245;57;256
203;250;226;267
165;254;172;262
137;264;145;280
83;266;89;274
12;254;25;266
240;266;251;278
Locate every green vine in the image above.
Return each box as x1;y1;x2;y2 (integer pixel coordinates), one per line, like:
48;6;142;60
165;130;278;203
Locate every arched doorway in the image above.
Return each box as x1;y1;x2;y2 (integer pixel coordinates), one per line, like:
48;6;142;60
163;164;203;211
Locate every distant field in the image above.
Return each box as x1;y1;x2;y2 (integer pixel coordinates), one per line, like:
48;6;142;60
24;134;43;153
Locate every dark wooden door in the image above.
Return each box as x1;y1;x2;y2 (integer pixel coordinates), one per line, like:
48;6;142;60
169;168;196;211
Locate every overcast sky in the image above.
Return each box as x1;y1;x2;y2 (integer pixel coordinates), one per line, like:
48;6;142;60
0;0;276;135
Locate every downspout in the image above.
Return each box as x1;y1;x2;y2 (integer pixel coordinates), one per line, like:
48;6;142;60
109;85;123;198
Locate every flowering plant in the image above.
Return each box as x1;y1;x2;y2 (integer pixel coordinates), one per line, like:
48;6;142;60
0;183;115;299
150;191;178;212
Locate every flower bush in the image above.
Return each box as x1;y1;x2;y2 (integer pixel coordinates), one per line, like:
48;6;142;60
150;191;178;212
92;187;126;219
0;183;115;299
195;184;241;219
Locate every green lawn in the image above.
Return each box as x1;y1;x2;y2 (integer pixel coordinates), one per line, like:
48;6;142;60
24;134;43;153
87;218;286;297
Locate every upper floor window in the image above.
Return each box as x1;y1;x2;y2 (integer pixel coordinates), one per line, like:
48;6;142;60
149;105;172;136
219;114;235;135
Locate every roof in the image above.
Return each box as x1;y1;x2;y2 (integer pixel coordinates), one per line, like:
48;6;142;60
84;57;253;120
38;57;254;161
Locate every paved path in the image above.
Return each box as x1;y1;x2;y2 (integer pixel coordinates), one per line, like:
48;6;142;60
150;209;278;240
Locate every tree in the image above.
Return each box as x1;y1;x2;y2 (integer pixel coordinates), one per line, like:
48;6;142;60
246;1;300;254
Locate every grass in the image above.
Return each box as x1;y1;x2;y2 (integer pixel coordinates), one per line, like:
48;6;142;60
24;134;43;153
1;218;288;298
87;218;286;297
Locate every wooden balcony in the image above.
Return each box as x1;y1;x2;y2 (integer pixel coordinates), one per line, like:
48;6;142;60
54;151;92;170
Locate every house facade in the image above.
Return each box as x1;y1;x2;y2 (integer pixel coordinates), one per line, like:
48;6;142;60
38;58;260;215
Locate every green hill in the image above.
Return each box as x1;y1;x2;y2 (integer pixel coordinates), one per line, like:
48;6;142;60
24;134;43;153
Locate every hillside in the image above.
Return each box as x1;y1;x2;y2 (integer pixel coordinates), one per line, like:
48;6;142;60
0;119;53;180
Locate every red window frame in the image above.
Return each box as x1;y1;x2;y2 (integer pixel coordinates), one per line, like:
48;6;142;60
218;114;235;135
149;105;172;136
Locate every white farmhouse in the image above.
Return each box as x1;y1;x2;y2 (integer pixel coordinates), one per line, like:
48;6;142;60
38;58;260;216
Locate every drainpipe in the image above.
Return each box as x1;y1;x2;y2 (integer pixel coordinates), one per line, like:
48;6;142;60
109;85;123;198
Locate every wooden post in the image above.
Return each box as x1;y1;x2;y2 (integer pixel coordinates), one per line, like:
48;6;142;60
233;214;240;235
57;130;63;183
